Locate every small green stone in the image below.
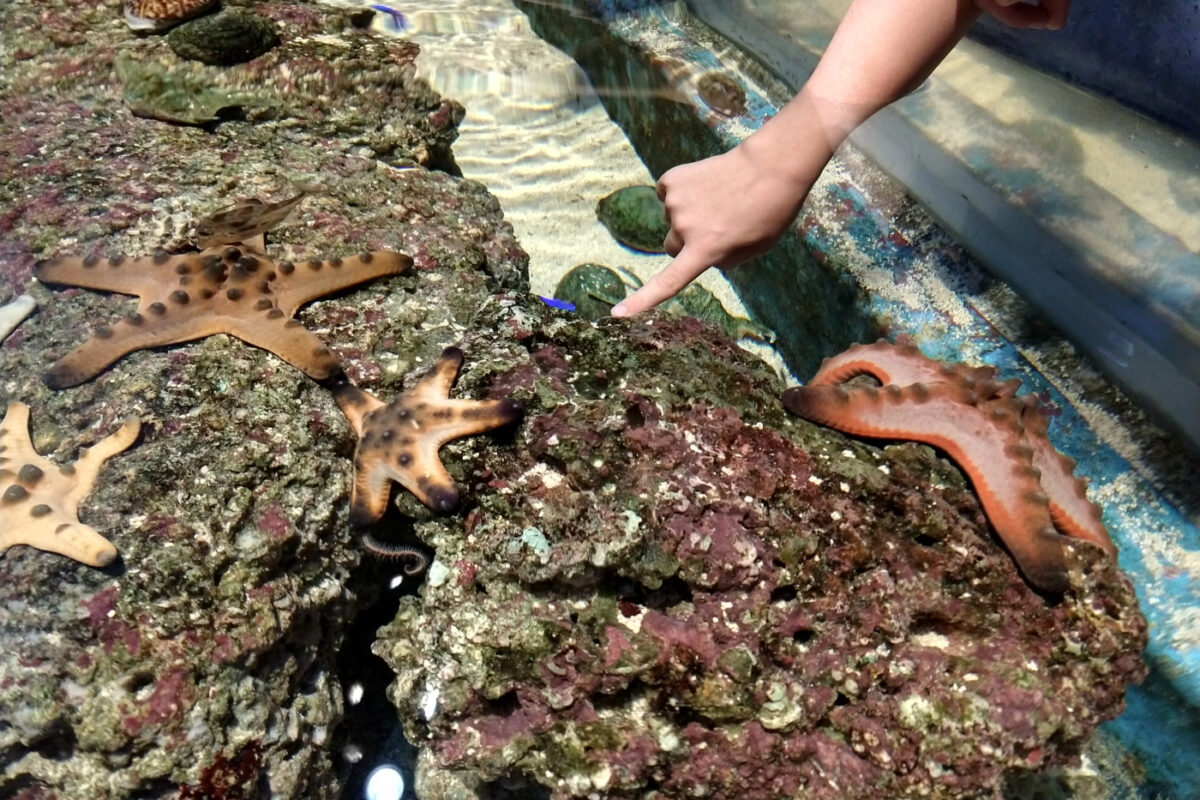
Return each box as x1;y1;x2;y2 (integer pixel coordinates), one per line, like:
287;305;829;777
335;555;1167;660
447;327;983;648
596;185;670;253
168;11;281;67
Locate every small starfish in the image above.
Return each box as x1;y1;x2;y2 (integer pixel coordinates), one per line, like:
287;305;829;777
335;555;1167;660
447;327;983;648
332;347;522;526
782;338;1114;594
192;190;311;249
1;402;140;567
34;243;411;388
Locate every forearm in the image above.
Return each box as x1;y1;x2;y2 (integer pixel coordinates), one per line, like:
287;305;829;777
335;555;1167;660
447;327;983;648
740;0;981;185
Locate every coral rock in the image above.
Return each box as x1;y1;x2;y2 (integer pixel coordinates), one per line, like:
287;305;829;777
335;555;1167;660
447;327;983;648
374;313;1147;800
595;185;670;253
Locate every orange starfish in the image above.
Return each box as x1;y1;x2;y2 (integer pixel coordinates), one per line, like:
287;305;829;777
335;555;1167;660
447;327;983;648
1;402;140;567
782;338;1114;594
332;347;522;526
34;243;411;388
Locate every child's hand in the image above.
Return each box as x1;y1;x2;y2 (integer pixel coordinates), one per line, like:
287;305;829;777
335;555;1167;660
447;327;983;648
610;0;1072;319
611;142;812;317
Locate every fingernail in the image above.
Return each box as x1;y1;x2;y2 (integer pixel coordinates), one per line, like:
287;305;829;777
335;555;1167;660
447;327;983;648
610;303;628;317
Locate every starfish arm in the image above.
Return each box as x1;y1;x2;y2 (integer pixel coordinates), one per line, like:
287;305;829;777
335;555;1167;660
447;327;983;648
412;346;465;401
423;398;524;449
331;383;385;437
272;251;412;317
347;454;400;527
63;419;141;511
809;338;966;386
35;253;176;298
400;398;521;511
1;403;124;567
0;401;32;447
221;313;345;380
398;439;460;512
43;309;223;389
1016;404;1115;555
0;517;119;567
782;382;1069;593
809;338;1015;401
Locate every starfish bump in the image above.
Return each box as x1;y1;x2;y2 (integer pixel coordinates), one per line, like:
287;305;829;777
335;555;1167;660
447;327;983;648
34;244;411;388
0;402;140;567
333;347;522;526
782;338;1115;593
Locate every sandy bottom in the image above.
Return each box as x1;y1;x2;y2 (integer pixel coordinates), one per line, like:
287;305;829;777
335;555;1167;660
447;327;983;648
349;0;793;379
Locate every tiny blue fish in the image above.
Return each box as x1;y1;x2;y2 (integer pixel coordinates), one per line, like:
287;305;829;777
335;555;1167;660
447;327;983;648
370;4;408;32
537;296;576;312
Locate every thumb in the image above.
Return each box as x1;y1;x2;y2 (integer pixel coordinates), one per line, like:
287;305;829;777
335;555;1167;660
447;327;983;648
611;247;712;317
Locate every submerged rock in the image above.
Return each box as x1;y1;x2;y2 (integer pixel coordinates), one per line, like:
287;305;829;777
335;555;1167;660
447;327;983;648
373;310;1147;799
553;262;628;318
696;70;747;117
596;184;670;253
116;50;261;125
167;10;281;66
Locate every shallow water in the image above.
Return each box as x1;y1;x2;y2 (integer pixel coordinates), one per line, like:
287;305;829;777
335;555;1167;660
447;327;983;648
324;0;791;377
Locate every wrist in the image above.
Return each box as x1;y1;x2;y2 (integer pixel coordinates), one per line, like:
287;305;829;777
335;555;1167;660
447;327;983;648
738;86;850;190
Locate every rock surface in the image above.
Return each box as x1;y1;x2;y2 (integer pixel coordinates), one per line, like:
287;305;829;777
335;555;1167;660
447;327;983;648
374;308;1148;799
0;0;523;797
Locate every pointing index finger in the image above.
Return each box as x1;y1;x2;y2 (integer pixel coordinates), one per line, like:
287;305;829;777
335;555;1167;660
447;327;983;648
610;246;713;316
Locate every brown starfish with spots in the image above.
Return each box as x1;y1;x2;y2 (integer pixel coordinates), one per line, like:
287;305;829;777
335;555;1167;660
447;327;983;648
34;243;411;388
782;338;1115;594
1;402;140;567
332;347;522;526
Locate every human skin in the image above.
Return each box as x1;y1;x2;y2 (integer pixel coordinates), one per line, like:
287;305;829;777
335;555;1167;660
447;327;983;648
610;0;1070;317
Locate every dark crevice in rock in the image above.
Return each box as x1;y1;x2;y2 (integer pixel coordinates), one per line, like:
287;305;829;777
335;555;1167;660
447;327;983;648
333;557;422;800
126;779;179;799
478;773;552;800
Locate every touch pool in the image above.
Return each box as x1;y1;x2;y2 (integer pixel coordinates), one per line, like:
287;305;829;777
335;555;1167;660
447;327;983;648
0;0;1196;799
